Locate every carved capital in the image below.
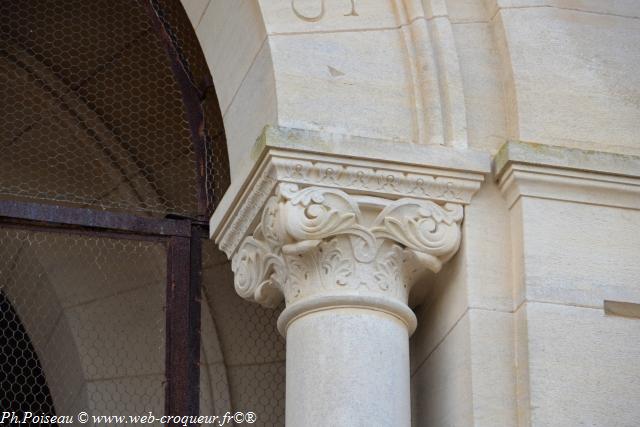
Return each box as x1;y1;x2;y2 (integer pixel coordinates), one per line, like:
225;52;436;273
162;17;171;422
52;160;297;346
211;127;490;334
231;183;463;333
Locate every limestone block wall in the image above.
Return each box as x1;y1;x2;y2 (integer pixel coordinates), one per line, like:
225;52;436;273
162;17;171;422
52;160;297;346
184;0;640;177
183;0;477;181
488;0;640;155
503;158;640;425
185;1;640;426
410;180;517;426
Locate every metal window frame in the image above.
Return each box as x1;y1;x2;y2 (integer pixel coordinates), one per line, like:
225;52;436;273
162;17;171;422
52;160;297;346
141;0;214;220
0;199;204;426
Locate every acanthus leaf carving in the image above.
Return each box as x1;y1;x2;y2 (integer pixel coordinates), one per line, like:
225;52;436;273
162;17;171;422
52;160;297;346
318;239;354;288
278;184;377;262
374;245;404;292
371;200;463;271
231;183;465;309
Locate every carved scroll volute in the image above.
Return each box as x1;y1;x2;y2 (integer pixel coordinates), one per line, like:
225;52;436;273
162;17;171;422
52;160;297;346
277;184;377;262
231;183;465;310
231;235;284;308
372;200;463;273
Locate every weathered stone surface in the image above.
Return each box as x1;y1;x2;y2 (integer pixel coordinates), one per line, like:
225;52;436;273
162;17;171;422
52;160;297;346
183;1;640;425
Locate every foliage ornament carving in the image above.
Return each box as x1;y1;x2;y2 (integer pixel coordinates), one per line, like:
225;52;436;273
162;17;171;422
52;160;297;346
212;127;489;333
231;183;464;320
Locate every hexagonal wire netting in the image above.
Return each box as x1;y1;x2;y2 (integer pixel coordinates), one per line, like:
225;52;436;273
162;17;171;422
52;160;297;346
0;0;285;425
0;227;167;420
0;0;229;219
200;240;286;426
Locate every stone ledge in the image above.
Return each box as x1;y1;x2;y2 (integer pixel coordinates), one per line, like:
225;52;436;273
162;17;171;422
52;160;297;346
258;127;491;174
494;140;640;180
210;126;491;256
495;141;640;210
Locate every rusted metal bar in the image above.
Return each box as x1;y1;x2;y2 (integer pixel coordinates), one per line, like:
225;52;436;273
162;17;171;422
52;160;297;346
141;0;209;219
0;222;170;243
187;224;203;412
0;200;190;237
164;226;202;425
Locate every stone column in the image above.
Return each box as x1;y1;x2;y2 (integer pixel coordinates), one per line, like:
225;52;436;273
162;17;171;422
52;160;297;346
232;184;463;426
210;127;489;427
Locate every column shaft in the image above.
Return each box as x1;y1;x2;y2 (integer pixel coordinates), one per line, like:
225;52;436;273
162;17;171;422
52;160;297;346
285;308;411;427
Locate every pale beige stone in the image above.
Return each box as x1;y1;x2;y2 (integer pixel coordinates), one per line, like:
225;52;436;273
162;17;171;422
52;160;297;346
411;311;473;427
412;308;518;427
402;17;447;146
210;121;488;425
196;0;268;113
463;181;513;311
411;182;513;376
514;299;531;426
420;0;449;19
519;197;640;308
426;16;469;147
180;1;640;425
180;0;209;28
410;241;468;373
269;29;417;143
497;142;640;426
258;0;400;33
493;0;640;18
523;301;640;426
447;0;491;22
497;142;640;308
497;7;640;154
453;21;508;153
468;309;518;426
509;199;526;308
222;41;277;179
287;309;411;427
495;139;640;177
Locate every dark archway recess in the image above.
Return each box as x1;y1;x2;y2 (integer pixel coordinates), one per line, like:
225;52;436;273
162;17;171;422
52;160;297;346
0;0;230;220
143;0;231;218
0;1;231;425
0;291;57;423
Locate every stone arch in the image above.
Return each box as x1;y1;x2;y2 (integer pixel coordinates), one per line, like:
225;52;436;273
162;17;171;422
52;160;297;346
182;0;476;187
181;0;277;181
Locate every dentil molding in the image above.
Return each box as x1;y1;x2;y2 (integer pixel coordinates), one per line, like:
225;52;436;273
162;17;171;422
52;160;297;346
210;127;490;333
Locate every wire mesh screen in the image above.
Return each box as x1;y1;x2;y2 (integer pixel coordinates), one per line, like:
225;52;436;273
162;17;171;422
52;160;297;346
200;241;286;427
0;0;229;218
147;0;230;216
0;227;166;423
